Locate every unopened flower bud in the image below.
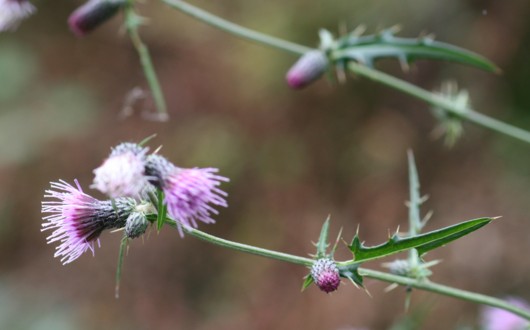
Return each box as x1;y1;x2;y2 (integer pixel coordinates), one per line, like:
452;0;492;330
125;212;149;239
286;50;328;89
68;0;126;37
311;258;340;293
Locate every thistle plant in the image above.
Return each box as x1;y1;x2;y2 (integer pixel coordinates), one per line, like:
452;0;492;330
4;0;529;327
39;141;530;325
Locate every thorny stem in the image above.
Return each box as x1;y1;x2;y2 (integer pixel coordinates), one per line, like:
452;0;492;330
160;0;530;145
168;220;530;321
124;2;168;121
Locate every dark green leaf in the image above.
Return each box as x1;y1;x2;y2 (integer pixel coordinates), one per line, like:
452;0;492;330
333;28;499;73
349;217;492;263
339;263;364;287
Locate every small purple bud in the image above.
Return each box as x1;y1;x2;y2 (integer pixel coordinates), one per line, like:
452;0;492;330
286;50;328;89
68;0;125;37
311;258;340;293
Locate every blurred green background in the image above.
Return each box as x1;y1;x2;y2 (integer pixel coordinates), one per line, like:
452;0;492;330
1;0;530;329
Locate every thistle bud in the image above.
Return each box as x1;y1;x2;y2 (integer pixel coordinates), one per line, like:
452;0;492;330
286;50;328;89
310;258;340;293
125;212;149;239
68;0;126;37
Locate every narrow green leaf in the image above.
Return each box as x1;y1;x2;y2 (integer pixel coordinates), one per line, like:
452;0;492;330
349;217;492;263
115;235;128;299
156;189;167;231
301;274;314;292
316;215;331;258
333;29;499;73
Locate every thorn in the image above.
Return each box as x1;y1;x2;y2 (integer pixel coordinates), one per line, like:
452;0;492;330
419;194;430;204
110;228;125;234
351;24;366;37
153;145;163;154
399;56;410;73
491;216;503;220
389;24;402;35
384;283;399;292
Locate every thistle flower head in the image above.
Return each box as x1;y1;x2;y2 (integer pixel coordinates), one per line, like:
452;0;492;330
480;297;530;330
286;50;328;89
311;258;340;293
0;0;35;32
42;180;135;264
145;155;229;236
91;142;150;199
68;0;125;37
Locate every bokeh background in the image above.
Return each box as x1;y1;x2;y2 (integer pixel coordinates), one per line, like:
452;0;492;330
1;0;530;329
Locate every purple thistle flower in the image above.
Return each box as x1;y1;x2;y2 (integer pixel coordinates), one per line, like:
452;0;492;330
286;50;328;89
145;155;229;236
311;258;340;293
480;297;530;330
42;180;135;264
68;0;125;37
0;0;35;32
92;142;150;199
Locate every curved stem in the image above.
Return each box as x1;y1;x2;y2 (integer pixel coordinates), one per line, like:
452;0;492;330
124;3;168;121
167;220;313;266
170;222;530;321
160;0;309;55
161;0;530;145
347;62;530;144
359;268;530;321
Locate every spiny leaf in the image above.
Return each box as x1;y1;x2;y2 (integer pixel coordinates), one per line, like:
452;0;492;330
349;217;492;263
301;274;314;292
316;215;331;258
339;263;364;287
331;28;499;73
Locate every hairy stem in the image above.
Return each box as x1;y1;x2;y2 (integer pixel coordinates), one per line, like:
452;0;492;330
161;0;530;145
124;2;168;121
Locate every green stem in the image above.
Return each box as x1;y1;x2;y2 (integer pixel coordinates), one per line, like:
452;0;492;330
178;222;313;266
347;62;530;144
161;0;530;145
160;0;310;55
358;268;530;321
124;3;168;121
165;220;530;321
